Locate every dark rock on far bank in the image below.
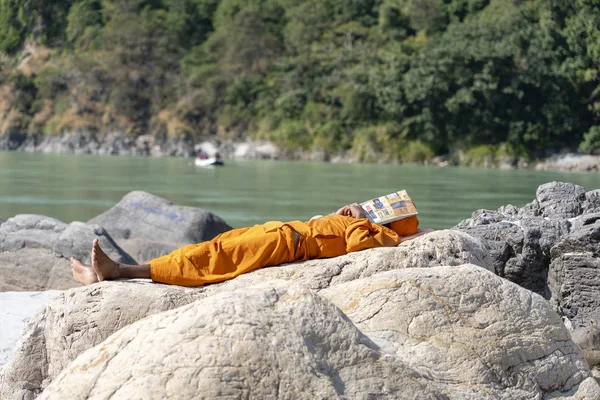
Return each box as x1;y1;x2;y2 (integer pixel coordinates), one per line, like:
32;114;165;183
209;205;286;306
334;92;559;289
0;132;28;151
456;181;600;329
0;131;197;157
0;131;281;159
535;153;600;172
5;131;600;171
87;191;232;263
0;215;135;291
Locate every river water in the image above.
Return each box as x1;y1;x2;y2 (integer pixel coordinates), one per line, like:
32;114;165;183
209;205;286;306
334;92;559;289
1;152;600;229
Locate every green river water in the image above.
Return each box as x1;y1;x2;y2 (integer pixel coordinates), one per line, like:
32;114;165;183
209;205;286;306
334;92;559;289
1;151;600;230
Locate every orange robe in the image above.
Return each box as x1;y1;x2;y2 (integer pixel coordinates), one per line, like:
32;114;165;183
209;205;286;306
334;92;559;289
150;215;419;287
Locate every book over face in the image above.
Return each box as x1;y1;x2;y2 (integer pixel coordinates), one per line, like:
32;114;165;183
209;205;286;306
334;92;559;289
360;190;418;225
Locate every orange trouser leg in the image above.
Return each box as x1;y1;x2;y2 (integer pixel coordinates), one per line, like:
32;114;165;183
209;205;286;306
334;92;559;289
149;224;296;286
151;226;252;263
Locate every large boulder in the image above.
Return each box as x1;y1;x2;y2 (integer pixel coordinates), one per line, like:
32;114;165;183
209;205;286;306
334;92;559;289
0;229;492;398
456;182;600;330
36;267;599;399
87;191;232;263
455;209;570;297
321;265;597;399
0;215;136;291
37;282;439;400
536;181;587;219
0;283;206;399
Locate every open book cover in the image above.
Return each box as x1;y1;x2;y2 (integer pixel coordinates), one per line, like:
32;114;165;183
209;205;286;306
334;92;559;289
359;190;418;225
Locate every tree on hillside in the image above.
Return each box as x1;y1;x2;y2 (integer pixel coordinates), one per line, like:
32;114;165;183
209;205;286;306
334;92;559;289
394;1;591;157
0;0;598;162
561;0;600;154
0;0;74;53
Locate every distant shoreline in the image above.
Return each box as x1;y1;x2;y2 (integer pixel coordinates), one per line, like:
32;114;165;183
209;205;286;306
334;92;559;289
1;132;599;173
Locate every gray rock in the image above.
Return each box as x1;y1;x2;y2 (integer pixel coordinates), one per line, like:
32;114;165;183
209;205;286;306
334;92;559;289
545;377;600;399
0;214;65;251
583;190;600;214
571;325;600;370
87;191;232;263
39;131;196;157
535;153;600;173
232;140;279;159
456;215;569;297
548;220;600;328
321;265;595;399
456;181;600;330
35;267;599;399
536;181;587;219
0;215;135;291
0;229;492;398
36;282;441;400
95;132;137;156
53;221;136;266
0;132;28;150
36;131;99;155
1;131;286;159
568;212;600;233
518;199;542;217
153;135;195;157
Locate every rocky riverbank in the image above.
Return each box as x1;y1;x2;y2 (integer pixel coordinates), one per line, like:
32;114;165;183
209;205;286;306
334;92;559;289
534;153;600;172
1;182;600;399
0;131;288;161
3;131;600;171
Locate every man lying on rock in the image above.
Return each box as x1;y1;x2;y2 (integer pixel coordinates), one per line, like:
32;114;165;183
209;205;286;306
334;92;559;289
71;203;428;287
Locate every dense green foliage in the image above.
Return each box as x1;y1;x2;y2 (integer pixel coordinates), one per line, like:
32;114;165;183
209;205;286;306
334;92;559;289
1;0;599;160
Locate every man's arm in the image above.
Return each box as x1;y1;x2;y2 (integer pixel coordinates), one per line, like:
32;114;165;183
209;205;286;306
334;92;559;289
331;203;365;219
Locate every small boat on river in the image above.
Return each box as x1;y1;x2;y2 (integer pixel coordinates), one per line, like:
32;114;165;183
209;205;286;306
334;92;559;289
194;156;224;167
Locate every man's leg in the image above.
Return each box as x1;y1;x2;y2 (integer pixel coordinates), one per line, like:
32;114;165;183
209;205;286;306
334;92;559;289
70;239;151;285
72;224;296;287
150;224;297;286
90;239;150;280
71;258;99;285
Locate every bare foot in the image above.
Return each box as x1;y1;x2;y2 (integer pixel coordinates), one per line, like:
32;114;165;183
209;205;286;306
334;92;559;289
70;257;100;285
91;238;121;281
